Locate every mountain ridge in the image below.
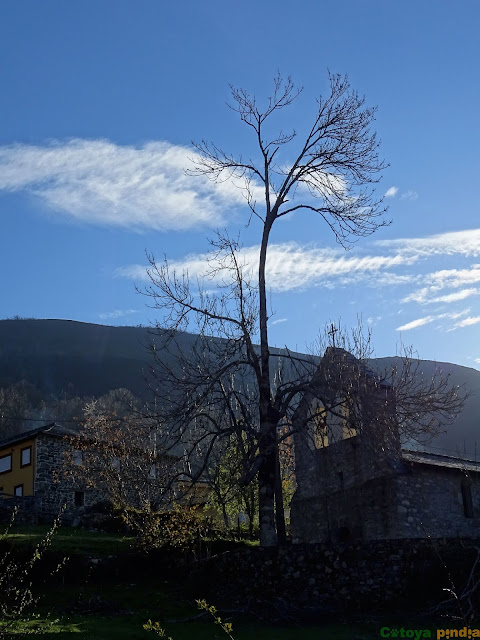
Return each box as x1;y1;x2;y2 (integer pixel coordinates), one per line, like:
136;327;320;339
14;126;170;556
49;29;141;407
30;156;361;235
1;318;478;458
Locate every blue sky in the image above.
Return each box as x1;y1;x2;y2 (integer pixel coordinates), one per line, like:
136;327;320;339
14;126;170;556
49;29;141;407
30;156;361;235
1;1;480;368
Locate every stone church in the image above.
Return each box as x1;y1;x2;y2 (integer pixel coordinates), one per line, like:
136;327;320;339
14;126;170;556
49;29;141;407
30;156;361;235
290;348;480;543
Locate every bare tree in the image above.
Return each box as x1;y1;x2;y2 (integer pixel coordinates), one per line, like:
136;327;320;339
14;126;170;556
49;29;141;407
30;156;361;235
64;402;181;543
144;73;389;546
142;73;464;548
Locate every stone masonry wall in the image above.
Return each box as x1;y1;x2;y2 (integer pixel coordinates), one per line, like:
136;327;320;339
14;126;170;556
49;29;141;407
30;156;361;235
189;538;480;614
291;432;402;543
291;475;400;543
292;456;480;543
0;495;39;525
294;431;402;501
35;434;104;523
389;464;480;539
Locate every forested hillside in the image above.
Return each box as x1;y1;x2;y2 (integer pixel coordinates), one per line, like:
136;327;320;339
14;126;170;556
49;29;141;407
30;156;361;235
1;319;479;457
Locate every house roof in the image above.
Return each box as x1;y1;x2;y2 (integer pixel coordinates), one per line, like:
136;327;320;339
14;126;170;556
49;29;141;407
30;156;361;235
0;423;79;450
402;449;480;474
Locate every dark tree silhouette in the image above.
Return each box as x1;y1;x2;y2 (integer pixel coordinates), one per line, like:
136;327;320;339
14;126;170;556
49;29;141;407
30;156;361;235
142;74;461;547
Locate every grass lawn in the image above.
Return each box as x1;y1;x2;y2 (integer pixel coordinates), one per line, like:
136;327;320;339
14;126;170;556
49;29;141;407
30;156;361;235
2;524;134;555
6;612;378;639
0;526;454;639
3;580;379;639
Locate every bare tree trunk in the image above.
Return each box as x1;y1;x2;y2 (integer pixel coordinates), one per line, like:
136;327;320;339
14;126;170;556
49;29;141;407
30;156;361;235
257;422;277;547
248;485;255;539
257;215;278;547
274;442;287;545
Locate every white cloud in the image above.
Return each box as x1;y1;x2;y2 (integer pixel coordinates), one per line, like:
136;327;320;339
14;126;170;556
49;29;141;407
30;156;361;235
115;264;148;281
271;317;288;325
117;242;417;293
396;310;469;331
384;186;398;198
261;244;416;291
116;223;480;337
441;310;470;320
400;190;418;201
402;287;430;304
453;316;480;328
98;309;139;320
0;139;260;231
427;266;480;289
396;316;435;331
475;358;480;364
402;287;480;305
431;288;479;303
378;229;480;259
371;273;418;287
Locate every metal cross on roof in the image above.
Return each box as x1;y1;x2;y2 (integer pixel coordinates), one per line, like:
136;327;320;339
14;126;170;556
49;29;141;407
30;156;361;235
327;323;338;348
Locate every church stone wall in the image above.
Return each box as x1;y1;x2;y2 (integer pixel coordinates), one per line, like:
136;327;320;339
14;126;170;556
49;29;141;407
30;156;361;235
291;431;480;543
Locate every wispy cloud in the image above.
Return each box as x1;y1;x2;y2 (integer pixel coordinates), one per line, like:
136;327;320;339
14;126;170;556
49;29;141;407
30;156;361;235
400;190;418;201
452;316;480;329
0;139;259;231
396;310;469;332
98;309;139;320
384;186;398;198
401;288;430;304
117;242;417;293
396;316;435;331
271;317;288;325
401;266;480;308
370;273;417;287
115;224;480;334
427;266;480;289
378;229;480;258
429;288;480;303
403;287;480;305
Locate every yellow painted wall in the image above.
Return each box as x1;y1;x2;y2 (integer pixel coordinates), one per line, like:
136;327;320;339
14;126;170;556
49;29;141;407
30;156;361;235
341;403;357;440
0;438;36;496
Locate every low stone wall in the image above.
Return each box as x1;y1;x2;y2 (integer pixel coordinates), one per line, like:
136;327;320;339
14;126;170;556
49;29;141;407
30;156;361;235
188;538;480;613
0;496;39;525
3;535;478;616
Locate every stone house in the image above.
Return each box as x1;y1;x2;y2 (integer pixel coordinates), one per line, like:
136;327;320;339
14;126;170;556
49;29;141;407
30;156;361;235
291;349;480;543
0;422;105;523
0;421;209;525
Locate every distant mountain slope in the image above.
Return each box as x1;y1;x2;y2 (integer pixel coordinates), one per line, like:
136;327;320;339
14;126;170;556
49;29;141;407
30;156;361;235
0;319;153;397
1;319;479;457
371;356;480;460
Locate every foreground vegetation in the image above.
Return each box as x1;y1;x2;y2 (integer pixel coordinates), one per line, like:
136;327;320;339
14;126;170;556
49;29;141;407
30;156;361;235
0;525;378;639
6;587;377;640
3;525;479;639
1;524;134;556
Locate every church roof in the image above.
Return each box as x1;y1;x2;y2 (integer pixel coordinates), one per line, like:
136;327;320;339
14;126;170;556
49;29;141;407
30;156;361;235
402;449;480;473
